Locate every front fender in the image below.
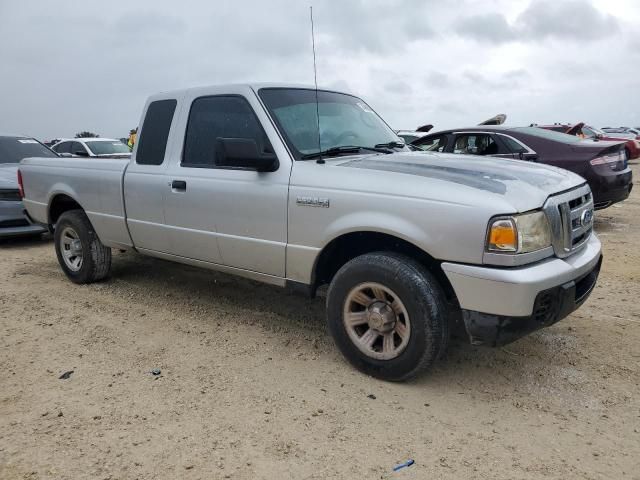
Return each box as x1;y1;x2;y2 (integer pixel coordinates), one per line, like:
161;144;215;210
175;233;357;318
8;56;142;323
285;210;436;285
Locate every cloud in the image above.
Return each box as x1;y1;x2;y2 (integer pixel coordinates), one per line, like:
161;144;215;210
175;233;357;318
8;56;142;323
456;0;619;44
0;0;636;139
517;0;619;40
462;69;529;89
384;80;412;95
456;13;516;44
426;72;450;89
630;37;640;52
310;0;439;54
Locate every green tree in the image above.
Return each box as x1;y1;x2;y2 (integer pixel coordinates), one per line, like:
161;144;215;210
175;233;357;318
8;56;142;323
75;131;99;138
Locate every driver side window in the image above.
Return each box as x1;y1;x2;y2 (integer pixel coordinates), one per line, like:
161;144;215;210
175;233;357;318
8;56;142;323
53;141;71;154
182;95;273;168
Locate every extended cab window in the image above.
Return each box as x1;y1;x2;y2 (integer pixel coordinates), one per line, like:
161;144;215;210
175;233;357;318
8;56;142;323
136;99;177;165
182;95;273;168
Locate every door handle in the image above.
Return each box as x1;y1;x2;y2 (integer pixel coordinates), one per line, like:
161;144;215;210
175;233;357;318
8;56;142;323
171;180;187;191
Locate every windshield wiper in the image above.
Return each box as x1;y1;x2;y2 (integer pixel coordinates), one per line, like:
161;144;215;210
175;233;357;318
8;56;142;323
374;141;406;149
301;145;392;160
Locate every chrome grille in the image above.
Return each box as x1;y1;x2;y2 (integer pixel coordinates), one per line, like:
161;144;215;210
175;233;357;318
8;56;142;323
543;184;593;258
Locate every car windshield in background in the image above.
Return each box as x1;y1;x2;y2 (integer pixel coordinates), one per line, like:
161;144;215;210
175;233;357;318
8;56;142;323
513;127;584;144
258;88;400;159
86;141;131;155
0;136;57;163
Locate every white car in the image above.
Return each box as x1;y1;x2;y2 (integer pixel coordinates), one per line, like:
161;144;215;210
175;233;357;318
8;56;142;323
52;138;131;158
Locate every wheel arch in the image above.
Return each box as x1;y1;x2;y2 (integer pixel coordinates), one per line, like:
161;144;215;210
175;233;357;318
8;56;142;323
311;230;455;301
48;193;85;225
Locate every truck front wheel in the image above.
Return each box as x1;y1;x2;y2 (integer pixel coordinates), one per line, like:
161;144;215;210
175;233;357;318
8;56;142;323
54;210;112;284
326;252;448;381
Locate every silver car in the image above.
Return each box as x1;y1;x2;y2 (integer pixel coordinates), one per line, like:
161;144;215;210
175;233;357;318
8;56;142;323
0;135;52;238
19;84;602;380
51;138;131;158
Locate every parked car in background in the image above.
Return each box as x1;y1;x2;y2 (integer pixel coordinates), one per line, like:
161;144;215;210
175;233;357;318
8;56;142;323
538;123;640;160
397;115;506;144
43;138;62;147
51;138;131;158
411;126;633;210
0;134;53;238
602;127;640;139
396;124;433;143
396;130;426;143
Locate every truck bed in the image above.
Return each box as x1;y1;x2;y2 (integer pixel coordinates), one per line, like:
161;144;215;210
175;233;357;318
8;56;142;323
20;156;133;249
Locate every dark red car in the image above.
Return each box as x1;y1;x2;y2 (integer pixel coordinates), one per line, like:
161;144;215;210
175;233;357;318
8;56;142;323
539;123;640;160
411;126;633;210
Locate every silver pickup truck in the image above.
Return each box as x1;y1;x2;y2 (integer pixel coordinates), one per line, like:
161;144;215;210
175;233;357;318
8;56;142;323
20;84;602;380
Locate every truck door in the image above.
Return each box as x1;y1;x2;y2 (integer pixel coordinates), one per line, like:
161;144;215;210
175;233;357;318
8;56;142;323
163;89;291;277
123;98;178;254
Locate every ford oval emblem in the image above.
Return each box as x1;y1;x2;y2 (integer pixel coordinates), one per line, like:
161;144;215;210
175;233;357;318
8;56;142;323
580;209;593;227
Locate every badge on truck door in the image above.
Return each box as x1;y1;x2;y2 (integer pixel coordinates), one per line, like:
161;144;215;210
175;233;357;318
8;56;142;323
296;196;330;208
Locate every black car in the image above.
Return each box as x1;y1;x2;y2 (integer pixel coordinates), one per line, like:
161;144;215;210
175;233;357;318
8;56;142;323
411;126;633;210
0;134;56;238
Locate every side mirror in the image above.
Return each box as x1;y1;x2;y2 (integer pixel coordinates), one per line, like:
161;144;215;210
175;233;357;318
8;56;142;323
519;151;538;162
58;152;73;158
215;138;278;172
73;150;89;157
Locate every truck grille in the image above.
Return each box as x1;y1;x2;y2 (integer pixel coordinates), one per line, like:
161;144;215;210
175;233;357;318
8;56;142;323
543;184;593;258
0;189;21;202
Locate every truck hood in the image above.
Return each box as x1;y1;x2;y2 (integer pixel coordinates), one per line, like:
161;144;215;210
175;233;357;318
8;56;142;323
335;151;586;212
0;164;19;189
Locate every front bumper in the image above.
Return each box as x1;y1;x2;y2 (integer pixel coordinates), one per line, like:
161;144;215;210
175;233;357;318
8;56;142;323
0;200;47;238
442;234;601;316
461;255;601;346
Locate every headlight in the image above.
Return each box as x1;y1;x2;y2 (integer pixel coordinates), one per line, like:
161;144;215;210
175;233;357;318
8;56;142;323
487;211;551;254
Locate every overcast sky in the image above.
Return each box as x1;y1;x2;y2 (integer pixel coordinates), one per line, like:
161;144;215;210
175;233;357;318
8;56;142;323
1;0;638;140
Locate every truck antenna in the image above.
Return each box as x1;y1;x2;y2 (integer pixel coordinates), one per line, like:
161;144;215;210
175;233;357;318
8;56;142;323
310;6;323;163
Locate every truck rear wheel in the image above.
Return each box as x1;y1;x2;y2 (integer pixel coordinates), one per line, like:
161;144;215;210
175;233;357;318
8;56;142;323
54;210;112;284
326;252;448;381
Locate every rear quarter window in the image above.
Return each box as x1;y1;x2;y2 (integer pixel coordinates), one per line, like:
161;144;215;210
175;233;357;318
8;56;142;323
136;99;177;165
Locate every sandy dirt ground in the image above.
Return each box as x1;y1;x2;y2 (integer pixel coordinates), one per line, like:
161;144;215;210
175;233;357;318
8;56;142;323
1;165;639;480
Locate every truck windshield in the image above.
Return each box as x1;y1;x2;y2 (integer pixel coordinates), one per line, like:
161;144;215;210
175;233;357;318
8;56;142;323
0;136;57;163
85;141;131;155
258;88;402;159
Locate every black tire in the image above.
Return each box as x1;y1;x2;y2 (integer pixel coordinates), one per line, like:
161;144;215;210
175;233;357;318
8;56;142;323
54;209;112;284
326;252;448;381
